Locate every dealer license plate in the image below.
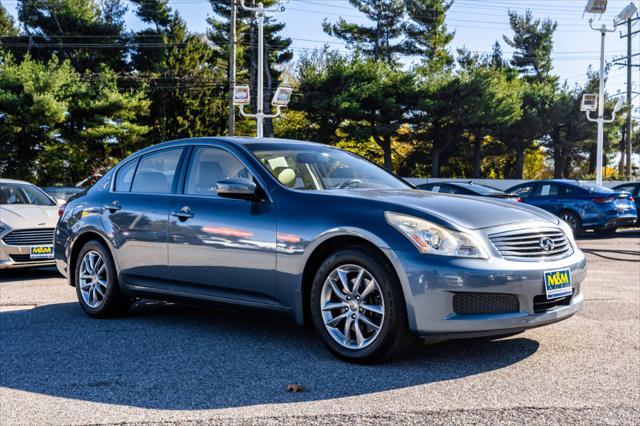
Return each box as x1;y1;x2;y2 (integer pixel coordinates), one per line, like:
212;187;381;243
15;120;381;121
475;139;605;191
30;245;54;259
544;268;572;299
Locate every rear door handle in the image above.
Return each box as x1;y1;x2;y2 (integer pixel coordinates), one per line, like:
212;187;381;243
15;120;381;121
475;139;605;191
171;207;194;221
103;202;121;212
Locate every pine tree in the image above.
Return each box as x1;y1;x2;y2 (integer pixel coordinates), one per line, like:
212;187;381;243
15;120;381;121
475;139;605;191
0;4;18;36
322;0;405;64
403;0;454;70
130;0;228;141
503;10;557;84
15;0;129;72
207;0;292;137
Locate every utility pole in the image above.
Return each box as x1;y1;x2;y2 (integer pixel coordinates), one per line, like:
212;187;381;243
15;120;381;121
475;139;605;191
228;0;237;136
237;1;287;138
620;11;639;180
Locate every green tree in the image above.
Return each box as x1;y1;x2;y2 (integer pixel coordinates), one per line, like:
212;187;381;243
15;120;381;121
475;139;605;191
322;0;405;64
130;0;228;141
0;54;73;181
0;54;150;184
403;0;454;70
503;10;557;84
15;0;129;72
0;4;18;36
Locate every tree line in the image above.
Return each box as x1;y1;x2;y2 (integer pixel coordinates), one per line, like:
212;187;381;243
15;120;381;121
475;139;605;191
0;0;636;185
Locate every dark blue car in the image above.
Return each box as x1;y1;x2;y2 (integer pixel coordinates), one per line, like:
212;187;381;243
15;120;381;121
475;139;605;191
55;138;588;363
506;180;637;235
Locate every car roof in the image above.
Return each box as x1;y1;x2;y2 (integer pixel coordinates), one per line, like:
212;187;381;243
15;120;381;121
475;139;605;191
134;136;321;155
0;178;32;185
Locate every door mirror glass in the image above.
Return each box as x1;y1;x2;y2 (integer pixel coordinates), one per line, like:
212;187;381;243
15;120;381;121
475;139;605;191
215;178;257;199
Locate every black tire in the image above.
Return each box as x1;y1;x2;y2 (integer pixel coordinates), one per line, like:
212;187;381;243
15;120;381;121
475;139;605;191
74;240;130;318
310;246;415;364
558;211;583;236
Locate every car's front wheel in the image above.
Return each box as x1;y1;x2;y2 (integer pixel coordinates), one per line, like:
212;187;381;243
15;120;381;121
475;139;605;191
310;247;414;363
75;240;130;318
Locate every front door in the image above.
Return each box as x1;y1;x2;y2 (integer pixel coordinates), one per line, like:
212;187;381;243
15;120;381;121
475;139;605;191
167;146;277;305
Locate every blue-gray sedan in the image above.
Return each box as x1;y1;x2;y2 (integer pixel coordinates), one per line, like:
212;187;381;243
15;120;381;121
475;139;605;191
55;137;586;363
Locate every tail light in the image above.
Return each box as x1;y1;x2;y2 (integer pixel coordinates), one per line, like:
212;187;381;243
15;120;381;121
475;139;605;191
58;203;66;218
630;196;635;202
515;197;523;202
592;197;614;204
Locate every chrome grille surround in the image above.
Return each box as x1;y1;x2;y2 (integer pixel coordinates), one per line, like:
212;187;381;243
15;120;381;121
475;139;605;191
2;228;55;246
488;228;573;262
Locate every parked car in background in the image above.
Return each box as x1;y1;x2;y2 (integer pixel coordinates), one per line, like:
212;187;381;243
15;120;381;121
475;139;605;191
418;181;521;202
612;182;640;222
56;137;586;363
506;179;637;235
42;186;84;202
0;179;59;269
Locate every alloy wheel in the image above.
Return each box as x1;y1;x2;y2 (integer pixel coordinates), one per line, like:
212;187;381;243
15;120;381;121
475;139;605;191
79;250;108;309
560;213;578;231
320;264;385;350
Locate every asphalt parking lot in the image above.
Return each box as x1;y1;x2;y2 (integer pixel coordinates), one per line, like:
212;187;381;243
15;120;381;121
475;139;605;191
1;231;639;425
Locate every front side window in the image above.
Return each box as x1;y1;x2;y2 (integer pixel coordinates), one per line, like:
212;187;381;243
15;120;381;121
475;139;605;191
130;148;183;194
0;183;55;206
185;147;253;196
249;144;410;191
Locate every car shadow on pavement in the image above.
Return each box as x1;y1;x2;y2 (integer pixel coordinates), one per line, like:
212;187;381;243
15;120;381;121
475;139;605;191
0;267;62;283
0;301;539;410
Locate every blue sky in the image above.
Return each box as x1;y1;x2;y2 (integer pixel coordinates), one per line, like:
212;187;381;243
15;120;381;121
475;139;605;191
4;0;639;113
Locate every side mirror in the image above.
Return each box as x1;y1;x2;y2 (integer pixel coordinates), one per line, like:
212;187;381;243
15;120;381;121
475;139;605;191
215;178;258;199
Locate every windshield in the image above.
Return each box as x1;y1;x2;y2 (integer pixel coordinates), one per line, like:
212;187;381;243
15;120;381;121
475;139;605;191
0;183;55;206
248;144;411;191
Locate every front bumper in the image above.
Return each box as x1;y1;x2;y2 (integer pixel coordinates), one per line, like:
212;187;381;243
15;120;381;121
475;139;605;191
383;247;587;337
0;242;56;269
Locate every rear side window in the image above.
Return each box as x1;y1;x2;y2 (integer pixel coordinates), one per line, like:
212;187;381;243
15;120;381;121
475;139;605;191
511;184;535;198
131;148;183;194
114;159;139;192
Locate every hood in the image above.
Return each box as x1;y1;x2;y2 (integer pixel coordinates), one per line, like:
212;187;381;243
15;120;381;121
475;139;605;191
336;188;559;230
0;205;59;230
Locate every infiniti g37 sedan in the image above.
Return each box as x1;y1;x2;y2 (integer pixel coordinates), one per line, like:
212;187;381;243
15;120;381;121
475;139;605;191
55;137;587;363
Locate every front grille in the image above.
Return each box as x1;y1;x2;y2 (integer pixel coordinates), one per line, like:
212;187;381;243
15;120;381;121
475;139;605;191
2;228;55;246
533;291;574;314
9;254;53;263
453;293;520;315
488;228;573;261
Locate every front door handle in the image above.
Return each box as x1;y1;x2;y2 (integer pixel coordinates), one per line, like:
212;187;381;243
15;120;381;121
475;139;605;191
171;206;194;221
103;201;121;212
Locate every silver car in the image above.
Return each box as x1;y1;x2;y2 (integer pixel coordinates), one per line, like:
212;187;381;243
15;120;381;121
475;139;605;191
55;138;587;363
0;179;60;269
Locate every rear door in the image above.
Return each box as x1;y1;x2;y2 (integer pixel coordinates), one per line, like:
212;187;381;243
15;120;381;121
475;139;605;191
166;145;277;304
102;147;185;285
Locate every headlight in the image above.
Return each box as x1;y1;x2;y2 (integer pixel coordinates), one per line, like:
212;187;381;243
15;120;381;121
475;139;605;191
385;212;488;259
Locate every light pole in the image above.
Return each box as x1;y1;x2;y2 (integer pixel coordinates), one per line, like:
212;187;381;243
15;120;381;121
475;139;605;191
588;18;616;186
584;1;636;185
237;1;289;138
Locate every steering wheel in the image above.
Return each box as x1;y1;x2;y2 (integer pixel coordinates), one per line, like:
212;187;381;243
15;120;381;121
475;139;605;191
338;179;363;189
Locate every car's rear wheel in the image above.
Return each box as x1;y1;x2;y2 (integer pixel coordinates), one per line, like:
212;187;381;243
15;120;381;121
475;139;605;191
310;247;414;363
559;211;582;236
75;240;130;318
